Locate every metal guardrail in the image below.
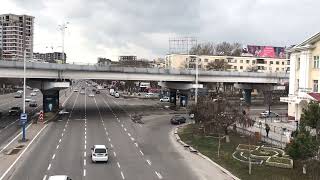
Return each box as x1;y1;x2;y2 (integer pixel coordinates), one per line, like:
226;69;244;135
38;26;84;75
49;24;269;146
236;127;287;149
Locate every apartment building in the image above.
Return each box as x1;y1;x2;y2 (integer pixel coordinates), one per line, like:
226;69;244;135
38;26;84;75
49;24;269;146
281;32;320;121
0;14;34;61
165;54;290;73
33;52;66;63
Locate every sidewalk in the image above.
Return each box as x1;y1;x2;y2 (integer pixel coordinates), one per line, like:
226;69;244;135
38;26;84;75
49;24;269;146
0;123;49;180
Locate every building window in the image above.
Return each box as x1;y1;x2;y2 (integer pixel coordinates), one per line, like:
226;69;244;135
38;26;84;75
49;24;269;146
270;61;273;64
276;67;279;71
240;60;243;63
240;66;243;69
276;61;279;65
246;60;250;64
314;56;319;69
252;60;256;64
204;59;208;62
282;68;284;71
234;66;237;69
282;61;285;65
269;67;272;71
234;60;237;63
297;58;300;69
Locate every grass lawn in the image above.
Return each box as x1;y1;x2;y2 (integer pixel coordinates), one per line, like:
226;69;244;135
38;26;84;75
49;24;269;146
178;124;320;180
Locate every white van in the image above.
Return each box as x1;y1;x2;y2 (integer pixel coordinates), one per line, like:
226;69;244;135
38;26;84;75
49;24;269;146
145;93;154;97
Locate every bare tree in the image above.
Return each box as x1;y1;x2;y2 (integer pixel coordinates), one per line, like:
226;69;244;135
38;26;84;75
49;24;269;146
206;60;231;71
190;42;242;56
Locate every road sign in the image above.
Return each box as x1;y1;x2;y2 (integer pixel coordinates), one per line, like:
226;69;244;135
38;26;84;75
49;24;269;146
39;111;44;122
20;113;27;124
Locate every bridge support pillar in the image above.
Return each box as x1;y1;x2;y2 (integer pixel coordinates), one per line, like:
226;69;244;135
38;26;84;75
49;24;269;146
243;89;252;105
179;91;189;107
42;90;60;113
169;89;177;105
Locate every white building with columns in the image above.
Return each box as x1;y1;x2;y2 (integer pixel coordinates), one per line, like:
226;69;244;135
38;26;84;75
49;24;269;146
281;32;320;121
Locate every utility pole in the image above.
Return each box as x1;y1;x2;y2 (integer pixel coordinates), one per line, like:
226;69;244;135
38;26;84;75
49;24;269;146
22;49;26;141
59;22;69;64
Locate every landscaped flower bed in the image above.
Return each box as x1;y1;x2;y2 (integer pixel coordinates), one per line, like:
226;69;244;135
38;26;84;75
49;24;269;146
250;148;278;160
232;150;263;165
236;144;259;151
266;157;293;169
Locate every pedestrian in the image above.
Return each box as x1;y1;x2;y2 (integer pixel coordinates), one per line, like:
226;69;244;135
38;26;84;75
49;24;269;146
265;124;270;137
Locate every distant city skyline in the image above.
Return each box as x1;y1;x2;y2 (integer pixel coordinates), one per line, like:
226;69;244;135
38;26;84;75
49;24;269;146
2;0;320;63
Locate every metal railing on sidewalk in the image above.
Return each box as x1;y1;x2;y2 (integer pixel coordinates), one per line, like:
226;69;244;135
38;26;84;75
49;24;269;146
236;127;287;149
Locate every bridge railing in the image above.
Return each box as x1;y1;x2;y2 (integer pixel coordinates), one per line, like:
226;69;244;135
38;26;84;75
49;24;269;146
0;60;289;79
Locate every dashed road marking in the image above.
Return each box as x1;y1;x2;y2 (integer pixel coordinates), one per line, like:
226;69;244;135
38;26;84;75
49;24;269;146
155;171;163;179
61;133;64;137
108;138;111;142
84;159;86;166
124;128;127;131
131;137;135;141
121;171;125;179
146;159;152;165
47;164;51;170
42;175;47;180
52;154;56;160
128;133;131;137
110;144;113;148
84;144;86;149
56;145;59;149
140;150;144;156
121;124;124;127
113;151;117;157
117;162;121;168
134;143;138;147
84;151;86;157
83;169;86;177
59;139;61;143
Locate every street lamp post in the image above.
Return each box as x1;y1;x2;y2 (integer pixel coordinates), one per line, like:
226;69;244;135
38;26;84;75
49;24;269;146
58;22;69;64
195;57;199;104
22;49;27;141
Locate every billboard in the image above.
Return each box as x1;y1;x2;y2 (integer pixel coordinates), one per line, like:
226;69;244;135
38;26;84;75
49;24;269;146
243;45;286;59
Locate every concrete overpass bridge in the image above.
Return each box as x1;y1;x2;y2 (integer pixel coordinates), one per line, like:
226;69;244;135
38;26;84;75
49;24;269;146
0;60;289;110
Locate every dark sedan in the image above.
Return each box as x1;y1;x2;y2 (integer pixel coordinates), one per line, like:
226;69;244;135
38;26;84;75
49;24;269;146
170;115;186;125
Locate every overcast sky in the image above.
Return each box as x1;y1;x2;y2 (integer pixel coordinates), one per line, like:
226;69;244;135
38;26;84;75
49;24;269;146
1;0;320;63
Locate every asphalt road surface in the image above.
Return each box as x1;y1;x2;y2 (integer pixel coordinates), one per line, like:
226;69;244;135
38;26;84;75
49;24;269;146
6;85;199;180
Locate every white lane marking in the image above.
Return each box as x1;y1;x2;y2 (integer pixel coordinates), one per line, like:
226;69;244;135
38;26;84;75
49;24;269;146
131;137;135;141
85;140;87;145
113;151;117;157
108;138;111;142
47;164;51;170
118;119;120;122
42;175;47;180
128;133;131;137
139;124;142;127
117;162;121;168
134;143;138;147
146;159;152;165
85;135;86;139
62;90;74;107
124;128;127;131
52;154;56;160
106;131;109;135
85;131;86;135
104;127;106;131
59;139;61;143
61;133;64;137
63;128;66;132
83;169;86;177
84;151;86;157
110;144;113;148
84;144;86;149
140;150;144;156
0;123;32;153
85;127;86;131
56;145;60;149
121;171;125;179
84;159;86;166
121;124;124;127
155;171;163;179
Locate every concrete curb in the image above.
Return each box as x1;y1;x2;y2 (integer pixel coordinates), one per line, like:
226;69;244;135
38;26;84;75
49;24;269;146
175;124;241;180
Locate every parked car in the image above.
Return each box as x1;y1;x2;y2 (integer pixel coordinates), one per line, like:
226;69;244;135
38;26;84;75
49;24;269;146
160;97;170;102
73;88;79;92
14;93;22;98
170;115;186;125
260;111;279;118
33;88;39;92
48;175;72;180
91;145;109;163
30;92;37;96
114;92;120;98
80;91;85;95
88;93;95;97
17;90;23;94
25;96;32;102
9;107;22;116
29;100;37;107
95;90;100;94
145;93;154;97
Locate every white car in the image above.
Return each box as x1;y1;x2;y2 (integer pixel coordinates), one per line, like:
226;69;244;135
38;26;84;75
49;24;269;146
17;90;23;94
114;92;120;98
160;97;170;102
33;88;39;92
25;96;32;102
88;93;95;97
91;145;108;163
260;111;279;118
73;89;79;92
48;175;72;180
30;92;37;96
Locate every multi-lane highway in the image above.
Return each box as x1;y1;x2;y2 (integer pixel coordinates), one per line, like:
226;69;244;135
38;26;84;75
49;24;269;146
5;82;199;180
